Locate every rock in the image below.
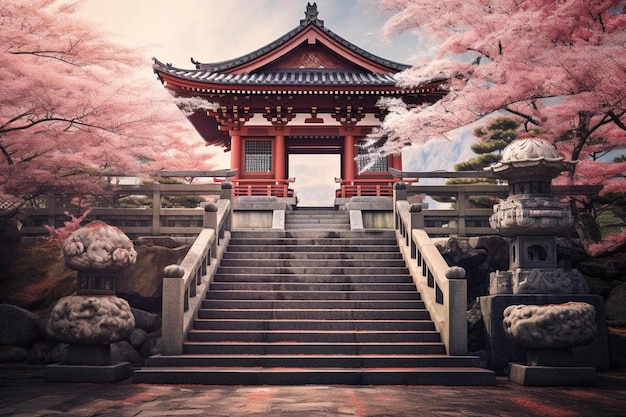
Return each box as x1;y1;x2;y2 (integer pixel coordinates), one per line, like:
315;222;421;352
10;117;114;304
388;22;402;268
25;345;43;363
137;236;186;249
131;307;162;333
468;236;509;270
437;237;492;303
139;332;162;357
111;341;143;366
3;241;76;313
128;328;148;348
116;245;188;312
578;252;626;281
607;282;626;326
0;304;43;348
609;332;626;369
49;343;68;363
0;346;27;363
0;213;22;284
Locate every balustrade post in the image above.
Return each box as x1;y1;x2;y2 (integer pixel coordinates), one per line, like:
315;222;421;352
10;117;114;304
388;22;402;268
409;204;423;258
457;189;466;237
220;182;233;233
161;265;185;355
47;194;56;228
152;183;161;235
203;203;218;256
445;266;468;355
393;182;407;231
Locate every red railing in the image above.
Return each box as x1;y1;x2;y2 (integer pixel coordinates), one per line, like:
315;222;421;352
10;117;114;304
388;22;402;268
335;179;398;198
231;179;294;198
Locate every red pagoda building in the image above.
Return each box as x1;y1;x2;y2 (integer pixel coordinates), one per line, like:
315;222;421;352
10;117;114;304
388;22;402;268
153;3;445;203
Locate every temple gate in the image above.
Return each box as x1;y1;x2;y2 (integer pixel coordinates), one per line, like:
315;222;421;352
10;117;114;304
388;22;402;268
153;3;445;203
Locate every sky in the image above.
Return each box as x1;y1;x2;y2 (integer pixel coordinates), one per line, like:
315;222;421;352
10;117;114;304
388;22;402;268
76;0;461;206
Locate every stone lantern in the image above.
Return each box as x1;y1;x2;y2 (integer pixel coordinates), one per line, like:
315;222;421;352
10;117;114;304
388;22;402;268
479;138;608;386
45;221;137;383
486;137;586;295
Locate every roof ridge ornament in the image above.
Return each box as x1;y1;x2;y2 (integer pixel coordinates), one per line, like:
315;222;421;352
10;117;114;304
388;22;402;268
300;2;324;27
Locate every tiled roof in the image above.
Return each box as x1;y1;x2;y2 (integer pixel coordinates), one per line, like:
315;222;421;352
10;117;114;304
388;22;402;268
153;64;400;88
152;4;426;91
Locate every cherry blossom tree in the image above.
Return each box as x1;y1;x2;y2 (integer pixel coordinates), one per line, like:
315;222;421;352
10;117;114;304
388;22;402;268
370;0;626;253
0;0;216;206
371;0;625;184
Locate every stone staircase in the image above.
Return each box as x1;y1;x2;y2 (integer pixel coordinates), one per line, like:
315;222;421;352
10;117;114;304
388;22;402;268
133;226;495;385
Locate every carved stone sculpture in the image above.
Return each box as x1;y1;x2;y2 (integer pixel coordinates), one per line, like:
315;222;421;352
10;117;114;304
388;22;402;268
503;302;597;349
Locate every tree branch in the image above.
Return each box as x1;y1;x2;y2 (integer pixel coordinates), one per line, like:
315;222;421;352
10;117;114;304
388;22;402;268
503;106;541;126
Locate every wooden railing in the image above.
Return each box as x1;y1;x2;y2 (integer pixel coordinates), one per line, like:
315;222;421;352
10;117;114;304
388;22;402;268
161;200;231;355
395;200;468;355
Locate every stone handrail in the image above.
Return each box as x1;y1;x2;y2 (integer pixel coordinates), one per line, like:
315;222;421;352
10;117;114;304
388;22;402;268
21;182;229;239
160;199;232;355
395;200;468;355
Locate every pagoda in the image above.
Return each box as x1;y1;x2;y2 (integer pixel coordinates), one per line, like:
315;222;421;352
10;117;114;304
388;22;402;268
153;2;445;202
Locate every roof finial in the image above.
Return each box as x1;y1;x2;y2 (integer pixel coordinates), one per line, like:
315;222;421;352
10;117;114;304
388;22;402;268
300;2;324;27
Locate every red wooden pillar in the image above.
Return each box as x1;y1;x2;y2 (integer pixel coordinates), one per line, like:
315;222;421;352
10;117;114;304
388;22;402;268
390;152;402;171
274;134;285;180
230;135;241;179
343;135;355;181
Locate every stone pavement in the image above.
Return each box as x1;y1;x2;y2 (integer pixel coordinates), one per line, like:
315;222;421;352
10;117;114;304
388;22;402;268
1;365;625;417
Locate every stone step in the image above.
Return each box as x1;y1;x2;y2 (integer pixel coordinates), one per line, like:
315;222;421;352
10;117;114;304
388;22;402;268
186;330;442;343
209;282;416;291
133;366;496;386
286;223;351;230
218;258;407;268
200;299;426;310
222;251;403;260
286;216;350;223
227;238;398;246
197;309;431;320
144;354;478;369
229;230;395;239
193;319;436;331
212;274;414;283
205;290;420;301
225;244;400;252
215;266;409;275
182;341;447;355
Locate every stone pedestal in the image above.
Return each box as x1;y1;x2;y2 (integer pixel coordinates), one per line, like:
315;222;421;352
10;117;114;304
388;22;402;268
45;362;131;383
479;294;609;373
508;363;597;386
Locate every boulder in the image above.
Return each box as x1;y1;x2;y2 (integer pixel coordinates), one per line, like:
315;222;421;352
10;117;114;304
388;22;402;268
578;252;626;281
116;245;188;312
128;328;148;349
0;346;26;363
607;282;626;326
0;304;43;348
111;340;143;366
437;237;494;303
139;332;162;357
3;241;76;313
131;307;162;333
0;213;22;284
